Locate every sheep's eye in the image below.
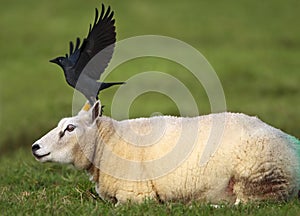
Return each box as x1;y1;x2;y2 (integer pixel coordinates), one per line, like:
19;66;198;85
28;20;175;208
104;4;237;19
59;124;76;139
66;124;76;132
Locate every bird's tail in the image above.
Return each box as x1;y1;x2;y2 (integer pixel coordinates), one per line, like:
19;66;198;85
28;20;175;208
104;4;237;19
98;82;125;93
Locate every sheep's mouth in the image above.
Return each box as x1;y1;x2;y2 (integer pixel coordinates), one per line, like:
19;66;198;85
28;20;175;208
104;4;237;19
33;152;50;160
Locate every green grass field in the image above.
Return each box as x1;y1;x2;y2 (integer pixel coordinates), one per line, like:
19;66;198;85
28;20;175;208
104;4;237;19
1;0;300;215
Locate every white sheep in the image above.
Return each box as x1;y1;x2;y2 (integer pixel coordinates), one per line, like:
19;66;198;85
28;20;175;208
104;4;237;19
32;101;300;205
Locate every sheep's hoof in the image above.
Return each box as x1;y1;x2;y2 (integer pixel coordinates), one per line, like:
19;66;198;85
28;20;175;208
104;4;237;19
234;198;241;205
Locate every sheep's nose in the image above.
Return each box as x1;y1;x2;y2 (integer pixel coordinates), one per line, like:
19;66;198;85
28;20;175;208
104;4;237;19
32;144;41;152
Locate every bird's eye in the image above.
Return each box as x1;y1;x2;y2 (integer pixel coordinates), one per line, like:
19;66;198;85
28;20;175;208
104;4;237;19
65;124;76;132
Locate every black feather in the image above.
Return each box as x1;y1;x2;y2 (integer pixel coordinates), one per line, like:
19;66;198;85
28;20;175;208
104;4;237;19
69;41;74;55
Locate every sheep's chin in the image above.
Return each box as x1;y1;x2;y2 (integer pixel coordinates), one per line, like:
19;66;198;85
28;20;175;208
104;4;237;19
33;152;50;162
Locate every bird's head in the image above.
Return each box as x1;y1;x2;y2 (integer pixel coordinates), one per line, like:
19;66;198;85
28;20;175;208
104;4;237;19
49;56;67;68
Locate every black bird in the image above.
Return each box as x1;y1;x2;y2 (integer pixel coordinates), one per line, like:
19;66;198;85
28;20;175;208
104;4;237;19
50;4;124;105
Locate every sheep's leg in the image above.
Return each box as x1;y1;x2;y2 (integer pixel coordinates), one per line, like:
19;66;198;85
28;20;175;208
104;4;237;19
115;188;159;205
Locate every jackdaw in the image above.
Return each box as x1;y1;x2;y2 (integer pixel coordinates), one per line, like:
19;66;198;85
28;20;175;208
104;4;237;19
50;4;124;105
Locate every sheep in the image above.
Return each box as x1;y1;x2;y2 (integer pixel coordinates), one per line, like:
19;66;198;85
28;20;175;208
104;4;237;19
32;100;300;205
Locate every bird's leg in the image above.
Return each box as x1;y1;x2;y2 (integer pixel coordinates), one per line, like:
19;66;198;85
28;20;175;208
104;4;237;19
88;96;97;106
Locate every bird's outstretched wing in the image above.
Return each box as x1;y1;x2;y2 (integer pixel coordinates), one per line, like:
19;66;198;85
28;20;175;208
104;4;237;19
68;4;116;80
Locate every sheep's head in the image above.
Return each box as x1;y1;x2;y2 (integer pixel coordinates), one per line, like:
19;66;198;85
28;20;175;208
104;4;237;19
32;101;101;169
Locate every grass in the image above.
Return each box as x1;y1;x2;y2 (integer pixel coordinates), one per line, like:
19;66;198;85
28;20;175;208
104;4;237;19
0;0;300;215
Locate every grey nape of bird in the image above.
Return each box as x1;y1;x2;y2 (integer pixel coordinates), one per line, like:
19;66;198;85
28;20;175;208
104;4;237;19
49;4;125;105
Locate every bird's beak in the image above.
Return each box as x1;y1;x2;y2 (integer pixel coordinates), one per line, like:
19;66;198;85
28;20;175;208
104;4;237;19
49;58;58;64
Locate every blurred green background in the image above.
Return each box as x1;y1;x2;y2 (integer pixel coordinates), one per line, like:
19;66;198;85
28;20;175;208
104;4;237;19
0;0;300;214
0;0;299;156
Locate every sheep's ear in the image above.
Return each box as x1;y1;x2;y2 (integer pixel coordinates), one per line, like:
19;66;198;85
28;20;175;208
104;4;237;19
91;101;100;122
